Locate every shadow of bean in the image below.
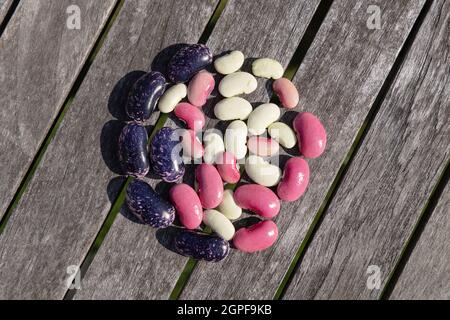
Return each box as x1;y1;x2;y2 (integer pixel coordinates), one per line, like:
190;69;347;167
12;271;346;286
108;70;146;121
101;120;127;175
106;176;127;204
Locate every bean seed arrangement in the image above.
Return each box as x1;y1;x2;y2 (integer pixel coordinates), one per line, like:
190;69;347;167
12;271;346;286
117;43;327;262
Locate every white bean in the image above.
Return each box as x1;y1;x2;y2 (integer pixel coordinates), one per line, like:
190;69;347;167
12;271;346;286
203;209;235;241
252;58;284;79
245;155;281;187
214;50;245;75
218;72;257;98
224;120;248;159
268;122;297;149
158;83;187;113
218;189;242;220
203;131;225;164
247;103;280;136
214;97;253;121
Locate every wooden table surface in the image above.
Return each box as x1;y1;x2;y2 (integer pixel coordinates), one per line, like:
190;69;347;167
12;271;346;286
0;0;448;300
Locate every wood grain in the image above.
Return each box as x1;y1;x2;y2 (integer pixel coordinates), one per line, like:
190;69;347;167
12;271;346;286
0;0;117;220
283;0;449;300
0;0;15;27
180;0;427;300
0;0;218;299
74;0;321;300
389;180;450;300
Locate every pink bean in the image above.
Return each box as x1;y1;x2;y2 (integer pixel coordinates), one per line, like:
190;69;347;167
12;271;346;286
216;151;240;183
277;157;309;202
247;136;279;157
273;78;299;109
181;129;204;159
234;184;280;218
187;71;215;107
233;220;278;253
174;102;205;131
293;112;327;158
169;184;202;229
196;164;224;209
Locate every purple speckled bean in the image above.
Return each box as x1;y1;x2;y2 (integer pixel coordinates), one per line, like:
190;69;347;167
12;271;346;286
168;44;213;83
126;179;175;228
174;230;230;262
118;123;149;177
150;127;185;182
126;71;166;123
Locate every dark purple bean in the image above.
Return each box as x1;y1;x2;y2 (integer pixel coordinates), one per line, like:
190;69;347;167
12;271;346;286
167;44;213;83
118;123;149;177
126;179;175;228
150;127;185;182
126;71;166;123
174;230;230;262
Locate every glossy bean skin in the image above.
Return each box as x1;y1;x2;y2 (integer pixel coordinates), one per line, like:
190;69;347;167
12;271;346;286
247;136;280;157
168;44;213;83
273;78;299;109
268;122;297;149
187;71;215;107
118;123;149;177
169;183;202;229
126;71;166;123
233;220;278;253
224;120;248;159
277;157;310;202
174;102;205;131
218;72;257;97
158;83;187;113
214;50;244;74
247;103;281;136
293;112;327;158
245;155;281;187
203;131;225;164
126;179;175;228
174;230;230;262
252;58;283;79
234;184;280;219
150;127;185;182
214;97;252;121
196;164;224;209
216;151;240;183
181;129;204;159
203;209;235;241
218;189;242;220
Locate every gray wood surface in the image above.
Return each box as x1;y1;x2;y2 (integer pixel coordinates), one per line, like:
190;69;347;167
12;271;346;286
180;0;427;300
389;181;450;300
0;0;117;220
283;0;449;300
73;0;321;300
0;0;218;299
0;0;14;27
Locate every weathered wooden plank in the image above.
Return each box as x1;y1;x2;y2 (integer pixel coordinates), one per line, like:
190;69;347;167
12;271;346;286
283;0;449;300
0;0;218;299
0;0;15;27
0;0;118;220
180;0;427;300
389;180;450;300
74;0;321;300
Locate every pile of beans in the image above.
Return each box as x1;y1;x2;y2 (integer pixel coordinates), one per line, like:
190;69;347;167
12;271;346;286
117;44;327;262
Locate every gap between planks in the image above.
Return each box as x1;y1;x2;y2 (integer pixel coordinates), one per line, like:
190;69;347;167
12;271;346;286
0;0;19;37
274;0;434;299
63;0;228;300
0;0;124;234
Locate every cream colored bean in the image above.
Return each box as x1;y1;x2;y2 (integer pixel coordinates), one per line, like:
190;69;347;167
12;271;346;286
203;209;235;241
247;103;280;136
218;189;242;220
252;58;284;79
245;155;281;187
224;120;248;159
214;50;245;75
203;131;225;164
158;83;187;113
268;122;297;149
214;97;252;121
218;72;257;97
